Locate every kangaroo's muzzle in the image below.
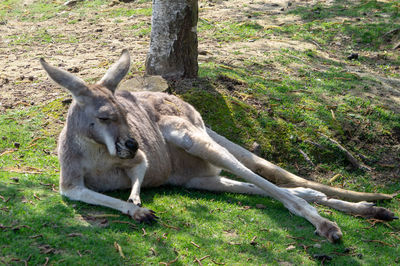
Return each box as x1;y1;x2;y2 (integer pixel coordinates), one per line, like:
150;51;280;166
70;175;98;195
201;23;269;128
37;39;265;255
116;137;139;159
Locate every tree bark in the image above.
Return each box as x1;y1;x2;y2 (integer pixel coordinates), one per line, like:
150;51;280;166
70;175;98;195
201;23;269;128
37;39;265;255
145;0;198;79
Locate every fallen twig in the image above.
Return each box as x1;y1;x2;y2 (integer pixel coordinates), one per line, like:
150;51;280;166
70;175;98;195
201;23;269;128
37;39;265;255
90;214;119;218
319;133;370;171
363;219;393;229
3;166;42;174
286;235;305;240
304;140;326;150
111;220;138;229
362;239;393;247
159;256;179;265
12;225;31;231
160;221;180;231
191;241;200;248
309;39;322;50
198;255;210;262
0;149;17;156
43;257;49;266
142;228;147;236
211;259;225;265
194;257;203;265
27;137;43;147
114;242;125;258
299;149;315;167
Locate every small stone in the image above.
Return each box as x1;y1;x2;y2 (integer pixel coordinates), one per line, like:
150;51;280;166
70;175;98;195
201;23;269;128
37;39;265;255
67;67;79;73
95;28;103;32
313;254;332;261
62;98;73;105
347;53;358;60
64;0;78;7
28;76;34;81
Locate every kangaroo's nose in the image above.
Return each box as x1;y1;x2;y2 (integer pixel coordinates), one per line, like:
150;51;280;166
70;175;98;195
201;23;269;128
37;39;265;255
125;138;138;152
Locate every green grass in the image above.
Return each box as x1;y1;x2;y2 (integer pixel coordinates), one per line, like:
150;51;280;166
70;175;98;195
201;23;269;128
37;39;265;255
1;104;399;265
2;0;400;264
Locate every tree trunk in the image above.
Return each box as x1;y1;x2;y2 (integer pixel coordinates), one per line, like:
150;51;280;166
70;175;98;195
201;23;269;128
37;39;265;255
145;0;198;79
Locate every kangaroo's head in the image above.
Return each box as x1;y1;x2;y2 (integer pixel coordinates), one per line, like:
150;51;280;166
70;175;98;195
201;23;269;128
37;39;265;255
40;49;139;159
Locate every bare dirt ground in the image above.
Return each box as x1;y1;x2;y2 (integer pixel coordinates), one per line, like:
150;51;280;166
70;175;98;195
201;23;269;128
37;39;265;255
1;0;399;112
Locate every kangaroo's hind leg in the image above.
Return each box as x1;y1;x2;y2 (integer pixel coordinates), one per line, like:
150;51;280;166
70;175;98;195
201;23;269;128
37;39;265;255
184;177;397;220
160;116;342;242
206;128;393;202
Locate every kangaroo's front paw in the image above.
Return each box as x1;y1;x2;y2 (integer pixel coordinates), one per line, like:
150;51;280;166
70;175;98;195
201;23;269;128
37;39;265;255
132;208;158;224
315;220;343;243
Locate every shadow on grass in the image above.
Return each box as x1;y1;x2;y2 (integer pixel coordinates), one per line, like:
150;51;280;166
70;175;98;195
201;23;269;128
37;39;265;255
1;167;399;264
289;0;400;49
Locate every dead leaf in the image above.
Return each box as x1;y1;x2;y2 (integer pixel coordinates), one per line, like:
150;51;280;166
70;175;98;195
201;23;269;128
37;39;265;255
329;174;341;184
286;245;296;251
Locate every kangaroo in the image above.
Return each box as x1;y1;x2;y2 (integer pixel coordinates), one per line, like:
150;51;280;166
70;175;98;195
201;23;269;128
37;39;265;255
40;50;397;242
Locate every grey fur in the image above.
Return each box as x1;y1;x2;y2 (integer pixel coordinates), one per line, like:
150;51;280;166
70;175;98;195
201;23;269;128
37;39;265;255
41;50;397;242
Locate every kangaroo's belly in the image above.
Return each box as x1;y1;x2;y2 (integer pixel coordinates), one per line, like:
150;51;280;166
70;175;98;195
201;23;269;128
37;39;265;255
84;167;132;192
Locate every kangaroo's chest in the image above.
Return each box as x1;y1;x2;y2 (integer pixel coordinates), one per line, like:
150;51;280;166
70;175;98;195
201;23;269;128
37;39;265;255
80;145;132;192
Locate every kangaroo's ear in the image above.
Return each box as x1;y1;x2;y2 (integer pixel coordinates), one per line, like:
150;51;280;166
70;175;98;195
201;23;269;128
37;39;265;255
97;49;131;93
40;58;89;104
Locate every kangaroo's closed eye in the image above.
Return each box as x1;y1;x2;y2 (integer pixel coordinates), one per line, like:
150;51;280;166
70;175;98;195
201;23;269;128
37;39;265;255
98;117;110;122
